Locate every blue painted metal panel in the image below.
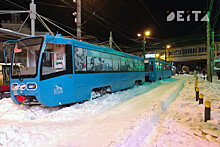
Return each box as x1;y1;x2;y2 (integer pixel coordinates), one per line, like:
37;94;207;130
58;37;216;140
10;34;145;107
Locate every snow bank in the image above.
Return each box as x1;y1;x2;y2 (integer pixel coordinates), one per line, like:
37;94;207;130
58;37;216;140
0;79;175;122
151;75;220;147
0;79;177;146
114;78;184;147
1;76;218;147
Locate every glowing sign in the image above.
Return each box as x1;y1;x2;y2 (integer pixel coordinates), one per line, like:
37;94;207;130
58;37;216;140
14;46;22;53
145;54;155;58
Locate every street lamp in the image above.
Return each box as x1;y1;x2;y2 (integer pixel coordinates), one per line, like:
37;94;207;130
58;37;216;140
137;31;151;59
165;45;171;61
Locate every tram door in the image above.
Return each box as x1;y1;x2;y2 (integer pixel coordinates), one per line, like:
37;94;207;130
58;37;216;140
2;65;10;85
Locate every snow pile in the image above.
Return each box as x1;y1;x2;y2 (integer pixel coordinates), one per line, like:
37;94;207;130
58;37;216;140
0;98;59;121
0;79;175;122
0;79;178;146
0;76;219;147
151;75;220;147
113;78;184;146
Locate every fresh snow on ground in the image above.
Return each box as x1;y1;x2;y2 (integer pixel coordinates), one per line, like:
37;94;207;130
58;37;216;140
0;75;219;147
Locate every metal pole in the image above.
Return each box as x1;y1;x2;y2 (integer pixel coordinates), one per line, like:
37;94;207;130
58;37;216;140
207;11;212;82
165;48;167;61
76;0;81;39
109;31;113;48
143;36;146;59
211;29;215;77
30;0;36;36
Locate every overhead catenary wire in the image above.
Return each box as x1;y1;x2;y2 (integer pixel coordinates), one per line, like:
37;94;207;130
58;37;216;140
82;2;139;39
36;13;54;36
39;14;76;37
17;14;30;33
61;0;138;43
139;0;172;41
212;0;220;28
4;0;28;10
113;41;123;52
0;10;30;14
82;0;111;25
36;1;73;9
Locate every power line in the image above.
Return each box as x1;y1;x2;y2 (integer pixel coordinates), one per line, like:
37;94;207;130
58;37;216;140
18;14;30;33
36;1;72;8
36;13;54;36
39;14;76;37
4;0;27;10
139;0;172;41
82;0;110;25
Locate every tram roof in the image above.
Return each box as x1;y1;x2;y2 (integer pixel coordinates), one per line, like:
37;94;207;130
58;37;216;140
0;28;30;42
18;33;144;61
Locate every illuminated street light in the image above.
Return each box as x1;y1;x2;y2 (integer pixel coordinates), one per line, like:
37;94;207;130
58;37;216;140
137;30;151;59
165;44;171;61
145;31;150;37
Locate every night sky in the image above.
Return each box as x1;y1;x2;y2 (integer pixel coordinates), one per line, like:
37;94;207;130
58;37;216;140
0;0;219;52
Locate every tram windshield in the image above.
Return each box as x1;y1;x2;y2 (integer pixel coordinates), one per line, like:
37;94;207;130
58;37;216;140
12;37;44;78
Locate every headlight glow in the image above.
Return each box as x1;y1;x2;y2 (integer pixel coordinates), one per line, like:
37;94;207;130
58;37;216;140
11;83;18;90
27;83;37;90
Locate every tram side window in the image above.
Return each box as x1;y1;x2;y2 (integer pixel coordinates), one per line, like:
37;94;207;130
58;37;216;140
168;65;171;70
128;58;134;71
101;53;112;71
42;43;67;75
139;60;144;71
145;63;149;71
75;47;87;72
155;62;159;70
121;57;128;71
149;61;153;71
160;63;163;70
162;63;166;70
87;50;102;71
112;55;120;71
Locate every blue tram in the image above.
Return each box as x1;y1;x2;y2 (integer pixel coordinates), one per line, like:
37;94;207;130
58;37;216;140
9;34;145;107
144;59;172;82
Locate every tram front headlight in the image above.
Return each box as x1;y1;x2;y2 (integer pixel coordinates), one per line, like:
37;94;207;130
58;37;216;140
27;83;37;90
11;83;18;90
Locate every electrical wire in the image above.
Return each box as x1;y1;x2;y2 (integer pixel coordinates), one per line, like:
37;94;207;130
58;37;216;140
17;14;30;33
39;14;76;37
36;13;54;36
60;0;143;44
0;10;29;14
36;1;73;8
139;0;172;41
82;2;138;37
113;41;123;52
82;0;110;25
4;0;27;10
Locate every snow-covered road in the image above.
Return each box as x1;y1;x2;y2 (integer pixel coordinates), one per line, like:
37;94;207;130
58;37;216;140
45;78;184;146
0;75;219;147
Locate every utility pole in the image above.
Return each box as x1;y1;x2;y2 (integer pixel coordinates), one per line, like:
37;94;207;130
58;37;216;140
207;11;212;82
109;31;113;48
211;29;215;77
76;0;81;39
30;0;36;36
143;36;146;59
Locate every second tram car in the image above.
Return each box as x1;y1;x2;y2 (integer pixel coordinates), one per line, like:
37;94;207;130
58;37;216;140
144;58;172;82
